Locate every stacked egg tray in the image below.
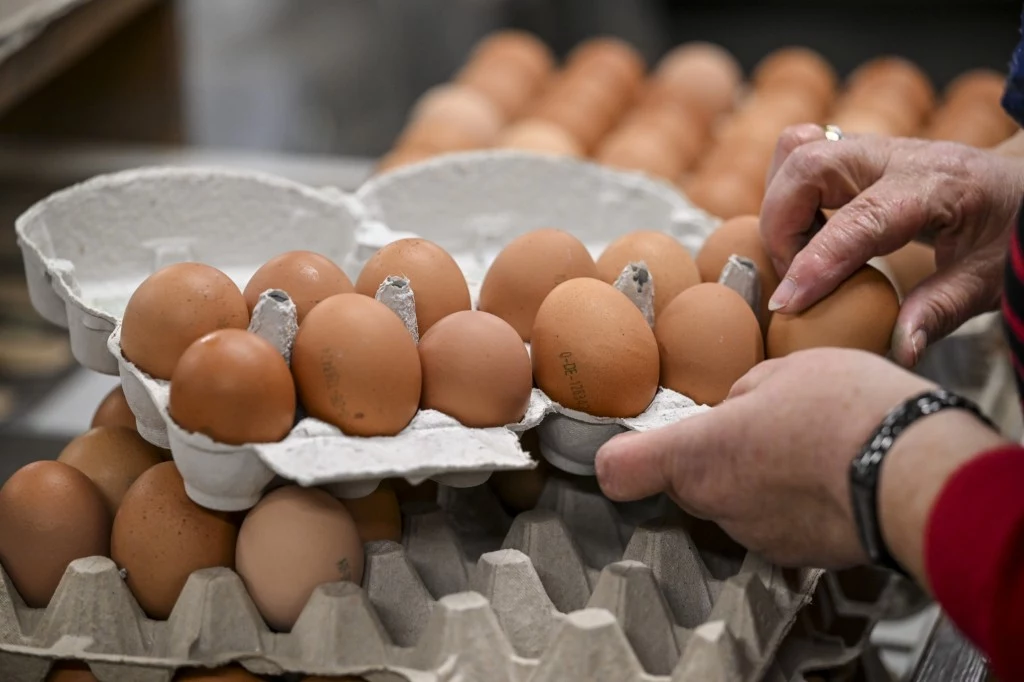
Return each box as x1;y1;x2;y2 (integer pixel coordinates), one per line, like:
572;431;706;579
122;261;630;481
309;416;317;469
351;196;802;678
11;151;900;679
0;474;897;682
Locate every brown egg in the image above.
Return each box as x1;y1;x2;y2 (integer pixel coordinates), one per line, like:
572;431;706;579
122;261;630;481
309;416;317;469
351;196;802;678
397;116;493;153
465;30;555;84
91;385;137;431
57;426;165;516
477;228;599;341
532;278;659;418
354;238;471;337
695;214;781;329
945;69;1006;107
46;662;98;682
111;462;237;619
652;42;742;122
495;119;585;157
236;486;364;631
551;68;632;122
884;242;936;298
120;263;249;380
384;477;438;505
655;283;763;405
829;108;901;137
292;294;421;437
243;251;354;323
623;102;707;169
343;487;402;542
838;86;923;136
409;83;507;138
174;666;265;681
766;266;899;358
530;89;615;152
490;438;548;512
697;138;775;189
733;87;827;129
596;231;701;316
418;310;532;427
169;329;296;445
374;147;437;174
565;37;646;100
596;125;686;182
847;57;935;117
752;47;837;108
0;461;110;607
925;103;1014;147
457;58;541;120
685;170;764;219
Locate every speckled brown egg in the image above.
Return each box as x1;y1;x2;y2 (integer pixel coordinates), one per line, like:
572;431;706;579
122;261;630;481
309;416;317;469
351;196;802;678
236;486;364;632
120;263;249;380
418;310;533;427
495;119;584;157
766;266;900;358
111;462;237;619
532;278;659;418
355;238;470;337
57;426;165;516
695;215;781;329
655;283;763;405
173;666;266;681
91;385;137;431
343;487;402;543
292;294;421;437
685;170;764;219
752;47;837;108
596;124;686;182
596;231;701;316
243;251;354;323
169;329;296;445
46;662;98;682
0;461;111;608
652;42;742;122
478;228;599;341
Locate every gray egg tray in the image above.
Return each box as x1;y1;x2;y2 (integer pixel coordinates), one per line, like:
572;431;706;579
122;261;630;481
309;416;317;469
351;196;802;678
0;473;899;682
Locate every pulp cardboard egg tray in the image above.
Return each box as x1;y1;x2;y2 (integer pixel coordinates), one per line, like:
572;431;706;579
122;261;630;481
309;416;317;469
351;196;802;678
15;152;716;510
0;473;896;682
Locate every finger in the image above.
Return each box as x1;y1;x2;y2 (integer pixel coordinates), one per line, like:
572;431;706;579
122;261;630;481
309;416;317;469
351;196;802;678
760;138;891;280
770;178;927;313
765;124;826;193
890;256;1002;367
595;403;744;508
726;357;787;400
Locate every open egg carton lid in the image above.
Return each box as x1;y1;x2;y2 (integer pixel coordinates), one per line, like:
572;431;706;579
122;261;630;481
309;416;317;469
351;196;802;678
0;472;891;682
16;152;717;510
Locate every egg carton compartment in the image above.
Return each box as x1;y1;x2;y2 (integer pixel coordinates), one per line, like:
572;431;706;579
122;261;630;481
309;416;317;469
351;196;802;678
18;154;717;509
0;474;843;682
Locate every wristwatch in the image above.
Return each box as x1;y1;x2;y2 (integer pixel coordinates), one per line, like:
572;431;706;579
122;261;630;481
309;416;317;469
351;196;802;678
849;388;998;575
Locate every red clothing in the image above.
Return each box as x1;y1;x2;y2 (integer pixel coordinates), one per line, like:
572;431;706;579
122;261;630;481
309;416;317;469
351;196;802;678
925;445;1024;680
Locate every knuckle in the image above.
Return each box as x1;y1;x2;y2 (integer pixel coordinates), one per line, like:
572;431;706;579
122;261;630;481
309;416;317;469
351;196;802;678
778;123;824;155
786;143;830;180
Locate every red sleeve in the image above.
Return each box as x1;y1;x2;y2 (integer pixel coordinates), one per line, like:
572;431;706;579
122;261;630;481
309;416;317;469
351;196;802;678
925;444;1024;680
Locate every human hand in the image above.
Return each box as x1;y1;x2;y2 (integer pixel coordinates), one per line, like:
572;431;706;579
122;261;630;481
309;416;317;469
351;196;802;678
760;124;1024;367
595;348;935;569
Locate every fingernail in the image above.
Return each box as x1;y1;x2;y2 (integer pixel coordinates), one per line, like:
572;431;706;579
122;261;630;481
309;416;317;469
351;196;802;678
910;329;927;364
598;430;641;457
768;278;797;312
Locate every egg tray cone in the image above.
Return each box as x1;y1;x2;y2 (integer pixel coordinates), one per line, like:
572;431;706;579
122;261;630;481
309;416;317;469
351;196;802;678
0;475;897;682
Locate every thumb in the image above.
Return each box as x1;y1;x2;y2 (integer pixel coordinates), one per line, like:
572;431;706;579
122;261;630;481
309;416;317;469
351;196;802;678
595;407;738;507
891;258;999;367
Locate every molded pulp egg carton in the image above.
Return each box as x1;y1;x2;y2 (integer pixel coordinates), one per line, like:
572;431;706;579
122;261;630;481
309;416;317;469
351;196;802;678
16;153;715;510
0;472;850;682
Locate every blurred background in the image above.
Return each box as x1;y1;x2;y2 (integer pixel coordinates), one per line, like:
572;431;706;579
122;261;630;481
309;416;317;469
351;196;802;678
0;2;1020;677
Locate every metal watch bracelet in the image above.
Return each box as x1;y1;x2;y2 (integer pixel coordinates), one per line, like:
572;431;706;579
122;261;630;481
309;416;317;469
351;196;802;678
849;388;999;576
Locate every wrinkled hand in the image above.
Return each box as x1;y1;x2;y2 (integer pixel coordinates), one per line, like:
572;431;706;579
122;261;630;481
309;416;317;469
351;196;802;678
595;348;934;569
760;124;1024;367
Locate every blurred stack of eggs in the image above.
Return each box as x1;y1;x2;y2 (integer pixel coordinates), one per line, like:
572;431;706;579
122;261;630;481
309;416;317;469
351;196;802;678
378;30;1017;220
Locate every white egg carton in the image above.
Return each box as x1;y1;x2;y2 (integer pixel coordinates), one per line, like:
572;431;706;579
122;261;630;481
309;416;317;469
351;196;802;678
16;153;718;511
0;474;896;682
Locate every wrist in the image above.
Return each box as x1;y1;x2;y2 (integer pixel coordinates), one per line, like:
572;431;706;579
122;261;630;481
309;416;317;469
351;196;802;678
878;409;1008;589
